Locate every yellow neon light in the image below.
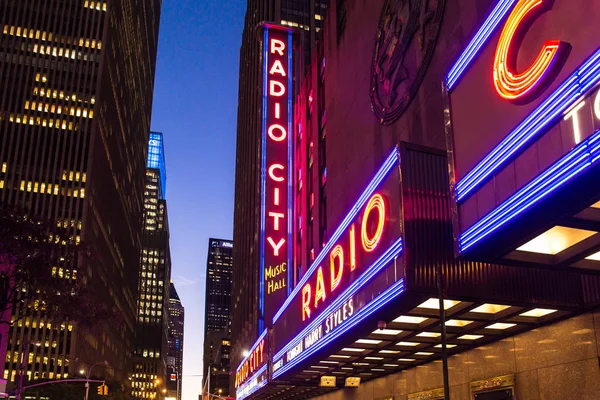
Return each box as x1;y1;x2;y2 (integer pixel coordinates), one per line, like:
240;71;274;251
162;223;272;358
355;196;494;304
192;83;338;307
361;194;385;252
493;0;567;100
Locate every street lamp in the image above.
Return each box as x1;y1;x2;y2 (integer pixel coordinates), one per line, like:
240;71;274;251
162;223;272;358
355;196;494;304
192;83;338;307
75;359;109;400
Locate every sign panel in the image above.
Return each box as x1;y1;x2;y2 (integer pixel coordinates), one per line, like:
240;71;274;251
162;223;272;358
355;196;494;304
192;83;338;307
446;0;600;254
260;25;294;328
271;149;404;379
234;330;267;390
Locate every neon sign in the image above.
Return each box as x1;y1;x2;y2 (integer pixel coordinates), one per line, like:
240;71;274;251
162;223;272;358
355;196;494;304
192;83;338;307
260;25;294;328
234;334;266;389
493;0;569;100
446;0;600;255
300;192;388;321
270;148;404;377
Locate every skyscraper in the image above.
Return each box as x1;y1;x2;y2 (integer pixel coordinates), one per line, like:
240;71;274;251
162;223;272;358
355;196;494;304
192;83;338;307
131;132;172;400
167;282;184;400
203;239;233;396
232;0;327;388
0;0;161;388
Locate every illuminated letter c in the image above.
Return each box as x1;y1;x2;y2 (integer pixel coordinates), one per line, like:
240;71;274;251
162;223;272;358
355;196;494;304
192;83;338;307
268;164;285;182
494;0;569;101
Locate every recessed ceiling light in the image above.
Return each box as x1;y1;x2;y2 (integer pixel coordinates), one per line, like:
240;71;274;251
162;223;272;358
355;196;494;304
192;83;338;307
320;361;339;364
398;358;415;362
311;366;329;369
384;364;399;367
356;339;382;345
372;368;385;372
331;355;351;359
418;298;460;310
434;344;457;348
416;332;441;338
415;352;433;356
471;304;510;314
486;323;516;330
303;370;318;373
585;251;600;261
517;226;596;255
458;334;484;340
372;329;402;336
332;372;346;375
519;308;558;318
342;348;365;352
379;350;399;354
341;367;353;370
352;362;369;366
365;357;383;360
445;319;473;327
396;341;419;347
393;316;428;324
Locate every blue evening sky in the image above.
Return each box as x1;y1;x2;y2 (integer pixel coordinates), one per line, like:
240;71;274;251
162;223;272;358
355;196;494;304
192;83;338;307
150;0;246;399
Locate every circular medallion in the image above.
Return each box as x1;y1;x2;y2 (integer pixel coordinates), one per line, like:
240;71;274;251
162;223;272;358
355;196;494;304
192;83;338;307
370;0;446;125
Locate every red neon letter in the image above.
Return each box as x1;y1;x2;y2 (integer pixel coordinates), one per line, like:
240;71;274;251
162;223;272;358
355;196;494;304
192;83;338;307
268;124;287;141
274;187;280;206
269;60;287;77
314;266;326;307
268;164;285;182
493;0;568;100
267;237;285;256
275;103;281;119
302;284;311;321
268;212;285;231
269;80;286;97
350;224;356;271
330;245;344;292
270;39;285;55
361;194;386;252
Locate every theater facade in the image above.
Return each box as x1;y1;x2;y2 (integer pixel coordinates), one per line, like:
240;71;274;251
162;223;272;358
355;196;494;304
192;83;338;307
234;1;600;399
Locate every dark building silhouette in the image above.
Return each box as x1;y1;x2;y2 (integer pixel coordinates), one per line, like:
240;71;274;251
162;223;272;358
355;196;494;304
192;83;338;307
167;282;184;400
231;0;327;390
203;239;232;396
0;0;161;388
131;132;171;400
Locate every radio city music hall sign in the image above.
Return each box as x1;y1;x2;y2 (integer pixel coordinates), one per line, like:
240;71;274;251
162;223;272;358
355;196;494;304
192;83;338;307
261;25;294;325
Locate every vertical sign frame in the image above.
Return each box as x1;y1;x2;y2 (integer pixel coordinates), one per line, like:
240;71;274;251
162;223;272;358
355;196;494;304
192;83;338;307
260;24;295;330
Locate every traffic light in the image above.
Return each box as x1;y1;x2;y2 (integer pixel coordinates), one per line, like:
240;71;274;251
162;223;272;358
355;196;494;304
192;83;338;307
97;384;109;396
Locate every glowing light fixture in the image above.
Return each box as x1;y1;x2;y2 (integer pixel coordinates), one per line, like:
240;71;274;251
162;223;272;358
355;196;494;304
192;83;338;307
517;226;596;255
396;341;420;347
342;348;365;352
393;315;428;324
471;304;510;314
372;329;402;336
486;323;517;330
435;344;457;349
384;364;399;367
416;332;441;338
520;308;557;317
458;334;484;340
418;298;460;310
365;356;384;360
356;339;382;345
379;350;400;354
445;319;473;327
398;358;415;362
331;355;351;359
415;352;434;356
320;361;339;364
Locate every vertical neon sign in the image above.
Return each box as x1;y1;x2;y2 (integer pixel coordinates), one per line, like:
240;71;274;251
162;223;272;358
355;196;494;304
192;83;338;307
260;25;294;329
